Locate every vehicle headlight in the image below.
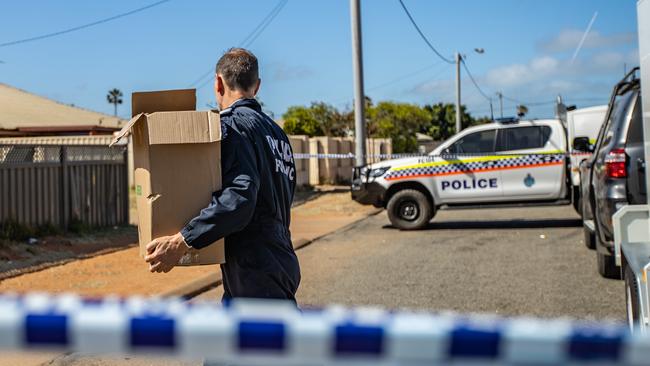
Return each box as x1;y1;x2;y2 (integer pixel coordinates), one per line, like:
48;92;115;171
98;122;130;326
363;166;390;178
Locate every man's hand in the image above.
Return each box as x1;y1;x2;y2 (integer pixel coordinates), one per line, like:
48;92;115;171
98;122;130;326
144;233;189;273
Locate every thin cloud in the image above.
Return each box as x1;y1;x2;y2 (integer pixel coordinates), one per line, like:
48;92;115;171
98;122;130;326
538;29;637;53
267;62;314;82
484;50;637;89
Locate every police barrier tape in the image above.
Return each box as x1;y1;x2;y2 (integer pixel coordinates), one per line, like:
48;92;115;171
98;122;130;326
0;292;648;365
293;152;592;160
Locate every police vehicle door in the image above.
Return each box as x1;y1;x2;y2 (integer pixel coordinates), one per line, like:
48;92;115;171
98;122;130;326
496;125;564;199
437;128;503;202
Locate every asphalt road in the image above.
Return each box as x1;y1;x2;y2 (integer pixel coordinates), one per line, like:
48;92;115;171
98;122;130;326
295;204;624;321
195;203;624;320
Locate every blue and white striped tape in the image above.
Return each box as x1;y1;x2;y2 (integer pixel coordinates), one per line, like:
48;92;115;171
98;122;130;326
0;292;646;365
293;152;591;160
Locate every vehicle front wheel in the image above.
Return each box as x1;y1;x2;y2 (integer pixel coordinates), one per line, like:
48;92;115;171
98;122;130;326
625;264;641;332
386;189;433;230
597;252;622;280
583;225;596;250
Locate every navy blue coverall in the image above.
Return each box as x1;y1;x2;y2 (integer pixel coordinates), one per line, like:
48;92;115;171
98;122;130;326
180;99;300;301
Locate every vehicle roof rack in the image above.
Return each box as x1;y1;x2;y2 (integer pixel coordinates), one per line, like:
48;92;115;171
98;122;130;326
494;117;519;124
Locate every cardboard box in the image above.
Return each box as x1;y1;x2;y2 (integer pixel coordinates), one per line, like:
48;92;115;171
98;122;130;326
111;89;225;265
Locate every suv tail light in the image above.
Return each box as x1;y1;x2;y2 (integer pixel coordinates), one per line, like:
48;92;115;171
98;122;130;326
605;148;627;178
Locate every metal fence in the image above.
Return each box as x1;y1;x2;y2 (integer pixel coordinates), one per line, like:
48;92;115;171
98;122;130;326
0;144;129;230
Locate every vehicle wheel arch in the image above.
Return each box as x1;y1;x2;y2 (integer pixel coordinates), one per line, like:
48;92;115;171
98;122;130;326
385;181;435;210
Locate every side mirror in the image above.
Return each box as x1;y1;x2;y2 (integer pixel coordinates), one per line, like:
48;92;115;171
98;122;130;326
573;137;592;152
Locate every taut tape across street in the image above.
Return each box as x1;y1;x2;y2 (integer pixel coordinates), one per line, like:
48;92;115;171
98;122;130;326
0;292;648;365
293;152;591;160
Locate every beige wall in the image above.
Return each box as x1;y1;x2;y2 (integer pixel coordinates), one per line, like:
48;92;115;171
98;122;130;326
288;135;310;187
306;137;393;185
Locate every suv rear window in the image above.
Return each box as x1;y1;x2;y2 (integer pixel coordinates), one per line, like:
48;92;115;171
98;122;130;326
496;126;552;151
626;95;644;145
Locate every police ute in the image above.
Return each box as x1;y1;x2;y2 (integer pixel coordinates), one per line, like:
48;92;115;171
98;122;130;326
352;112;606;230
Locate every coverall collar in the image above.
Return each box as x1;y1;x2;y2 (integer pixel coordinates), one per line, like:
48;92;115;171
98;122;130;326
221;98;262;115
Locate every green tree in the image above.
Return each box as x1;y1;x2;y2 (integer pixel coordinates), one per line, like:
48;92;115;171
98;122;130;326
367;101;432;153
282;106;323;136
282;102;350;137
422;103;474;140
106;88;123;117
310;102;349;137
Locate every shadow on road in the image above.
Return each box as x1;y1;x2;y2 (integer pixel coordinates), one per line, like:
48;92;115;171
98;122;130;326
383;218;582;231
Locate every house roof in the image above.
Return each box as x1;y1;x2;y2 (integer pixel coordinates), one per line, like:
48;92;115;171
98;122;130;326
0;83;125;130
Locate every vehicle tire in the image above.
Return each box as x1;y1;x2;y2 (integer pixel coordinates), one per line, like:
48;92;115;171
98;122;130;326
597;252;622;280
583;225;596;250
386;189;433;230
625;264;641;332
573;186;582;216
581;188;595;250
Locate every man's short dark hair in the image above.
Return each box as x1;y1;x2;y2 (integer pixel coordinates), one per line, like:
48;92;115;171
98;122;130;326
215;48;259;92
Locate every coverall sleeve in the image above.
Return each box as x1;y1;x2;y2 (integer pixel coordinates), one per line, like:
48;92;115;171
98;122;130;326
180;122;260;248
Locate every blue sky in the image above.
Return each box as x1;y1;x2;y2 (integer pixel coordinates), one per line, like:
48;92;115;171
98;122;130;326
0;0;640;120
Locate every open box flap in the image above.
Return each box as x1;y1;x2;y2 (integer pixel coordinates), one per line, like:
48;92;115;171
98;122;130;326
132;89;196;116
109;113;145;147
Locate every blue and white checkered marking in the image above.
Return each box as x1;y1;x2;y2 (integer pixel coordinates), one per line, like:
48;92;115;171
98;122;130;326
1;293;650;365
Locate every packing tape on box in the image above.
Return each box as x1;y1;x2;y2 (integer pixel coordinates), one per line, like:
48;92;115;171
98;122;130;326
293;152;593;160
0;292;647;365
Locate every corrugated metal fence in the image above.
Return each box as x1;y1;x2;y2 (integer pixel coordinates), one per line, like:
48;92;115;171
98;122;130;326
0;144;129;229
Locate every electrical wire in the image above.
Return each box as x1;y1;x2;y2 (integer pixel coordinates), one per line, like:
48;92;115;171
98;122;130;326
0;0;172;48
331;62;452;105
460;58;491;102
397;0;455;65
367;62;446;92
189;0;288;89
239;0;288;48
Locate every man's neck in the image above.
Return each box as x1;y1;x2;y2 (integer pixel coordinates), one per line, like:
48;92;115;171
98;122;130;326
221;91;255;110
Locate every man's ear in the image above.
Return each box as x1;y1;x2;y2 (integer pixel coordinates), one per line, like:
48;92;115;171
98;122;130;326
253;78;261;96
216;75;225;95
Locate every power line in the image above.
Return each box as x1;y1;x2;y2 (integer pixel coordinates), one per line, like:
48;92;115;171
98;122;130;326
332;62;452;105
459;63;557;108
460;58;491;102
188;0;287;87
189;0;288;89
239;0;288;48
367;62;447;92
0;0;172;48
397;0;454;65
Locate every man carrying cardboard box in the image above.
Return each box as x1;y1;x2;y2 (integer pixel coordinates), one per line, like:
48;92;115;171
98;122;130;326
143;48;301;301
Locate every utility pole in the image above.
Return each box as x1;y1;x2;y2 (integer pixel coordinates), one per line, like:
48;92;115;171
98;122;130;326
496;92;504;118
350;0;367;167
455;52;462;133
489;98;494;121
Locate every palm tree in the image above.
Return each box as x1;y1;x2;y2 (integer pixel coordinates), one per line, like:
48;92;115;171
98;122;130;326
517;104;529;118
106;88;123;116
